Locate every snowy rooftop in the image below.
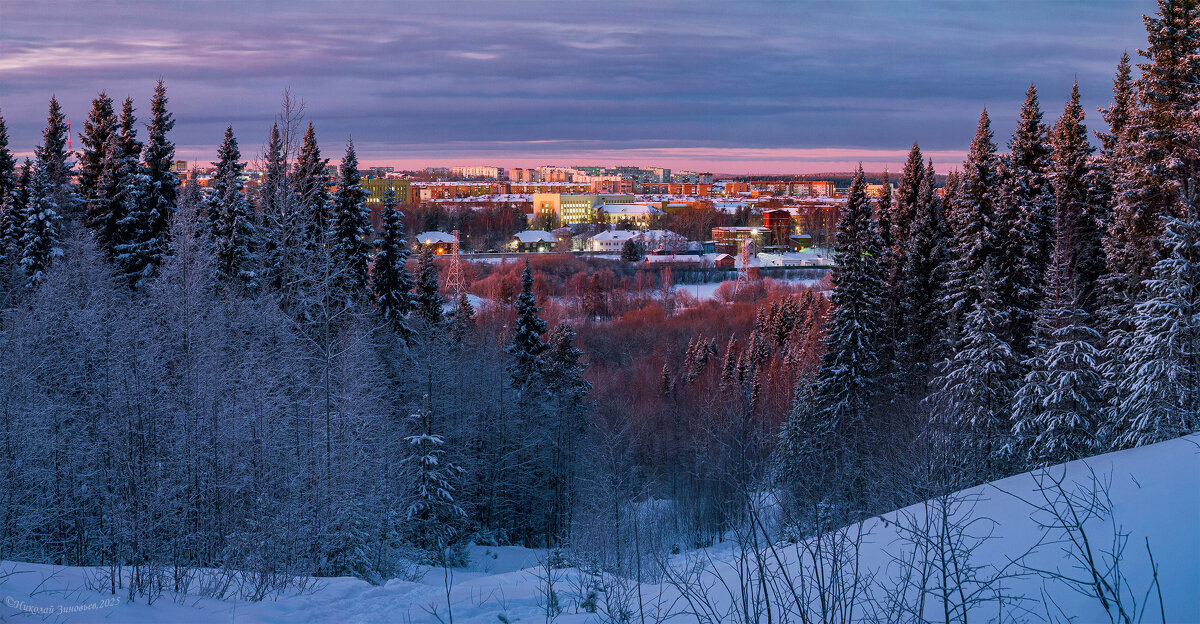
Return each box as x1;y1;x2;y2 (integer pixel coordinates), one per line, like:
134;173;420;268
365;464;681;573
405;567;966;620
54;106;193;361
600;203;664;216
431;194;532;203
590;230;643;242
642;229;686;241
415;231;457;244
712;201;751;213
512;230;558;243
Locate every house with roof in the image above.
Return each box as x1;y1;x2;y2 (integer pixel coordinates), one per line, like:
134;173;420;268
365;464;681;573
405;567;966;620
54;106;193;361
640;229;689;253
587;230;644;253
509;230;559;253
414;231;457;254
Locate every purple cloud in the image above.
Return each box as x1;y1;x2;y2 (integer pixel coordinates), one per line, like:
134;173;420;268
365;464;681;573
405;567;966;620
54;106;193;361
0;0;1152;173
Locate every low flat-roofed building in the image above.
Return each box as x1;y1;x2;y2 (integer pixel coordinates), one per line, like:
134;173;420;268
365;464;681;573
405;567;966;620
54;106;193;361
712;226;767;255
640;229;689;253
599;203;663;228
556;194;635;225
588;230;643;253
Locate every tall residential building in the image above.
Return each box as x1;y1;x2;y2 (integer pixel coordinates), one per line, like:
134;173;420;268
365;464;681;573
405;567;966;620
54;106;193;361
640;182;712;196
670;170;714;184
451;165;505;179
508;167;540;182
362;166;394;179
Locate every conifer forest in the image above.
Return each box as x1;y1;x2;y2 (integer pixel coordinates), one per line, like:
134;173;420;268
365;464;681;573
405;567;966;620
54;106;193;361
0;1;1197;621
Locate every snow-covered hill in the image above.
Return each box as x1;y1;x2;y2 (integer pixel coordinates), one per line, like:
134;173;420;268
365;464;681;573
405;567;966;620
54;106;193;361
2;435;1197;623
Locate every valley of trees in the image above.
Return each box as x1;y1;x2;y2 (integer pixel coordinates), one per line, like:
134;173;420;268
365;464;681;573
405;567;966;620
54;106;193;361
0;0;1195;612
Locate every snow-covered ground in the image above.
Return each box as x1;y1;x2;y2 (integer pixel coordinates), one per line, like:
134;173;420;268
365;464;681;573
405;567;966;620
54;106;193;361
677;277;823;301
2;435;1197;622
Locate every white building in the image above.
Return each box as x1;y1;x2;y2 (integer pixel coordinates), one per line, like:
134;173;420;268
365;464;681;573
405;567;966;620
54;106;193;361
450;166;505;179
588;230;644;253
641;229;689;253
598;203;664;228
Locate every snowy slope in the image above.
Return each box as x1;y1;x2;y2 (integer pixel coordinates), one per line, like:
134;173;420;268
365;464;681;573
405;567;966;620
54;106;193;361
658;434;1200;622
1;435;1197;623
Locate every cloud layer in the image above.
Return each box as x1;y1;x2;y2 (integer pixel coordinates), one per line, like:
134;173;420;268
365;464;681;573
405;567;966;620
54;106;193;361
0;1;1151;173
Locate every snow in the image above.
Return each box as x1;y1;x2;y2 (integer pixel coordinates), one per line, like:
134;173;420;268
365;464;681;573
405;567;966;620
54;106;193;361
677;276;823;301
589;230;641;243
2;435;1197;622
512;230;558;243
415;231;457;244
681;280;728;300
598;203;663;217
441;293;486;312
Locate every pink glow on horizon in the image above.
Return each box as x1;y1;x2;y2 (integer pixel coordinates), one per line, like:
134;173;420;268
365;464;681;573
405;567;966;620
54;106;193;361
169;144;970;175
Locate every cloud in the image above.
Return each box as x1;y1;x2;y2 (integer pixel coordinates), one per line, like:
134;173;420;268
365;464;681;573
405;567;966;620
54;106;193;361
0;0;1153;172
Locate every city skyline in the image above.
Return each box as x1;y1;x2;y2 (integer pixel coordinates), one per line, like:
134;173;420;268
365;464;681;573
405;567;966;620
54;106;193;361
1;1;1151;174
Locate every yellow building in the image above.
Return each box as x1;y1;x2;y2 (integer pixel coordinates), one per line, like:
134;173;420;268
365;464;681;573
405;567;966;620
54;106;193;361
361;179;411;205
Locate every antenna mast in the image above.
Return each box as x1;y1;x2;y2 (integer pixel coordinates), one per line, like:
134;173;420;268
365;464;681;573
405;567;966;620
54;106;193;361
446;229;467;299
733;236;753;295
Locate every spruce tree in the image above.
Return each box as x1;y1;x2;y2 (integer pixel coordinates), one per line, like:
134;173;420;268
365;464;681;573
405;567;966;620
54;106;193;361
811;165;885;449
142;79;178;257
943;110;1001;334
371;188;414;337
39;97;72;188
893;143;924;246
898;158;950;392
36;96;79;224
76;93;118;200
20;97;77;284
1098;53;1144;439
19;159;62;286
876;168;894;252
875;167;902;387
1135;0;1200;194
293;123;331;251
540;322;590;540
1114;208;1200;448
207;126;258;289
117;97;142;170
1108;0;1200;299
404;397;466;554
776;376;830;495
331;140;372;299
1094;52;1134;233
112;155;157;288
1011;220;1104;466
0;111;13;197
882;148;924;392
413;246;444;328
322;502;373;580
91;134;127;256
0;111;15;259
1050;82;1106;314
997;83;1054;357
932;261;1017;479
1103;0;1200;446
450;292;475;345
260;122;292;291
507;259;549;395
81;101;127;252
2;159;31;256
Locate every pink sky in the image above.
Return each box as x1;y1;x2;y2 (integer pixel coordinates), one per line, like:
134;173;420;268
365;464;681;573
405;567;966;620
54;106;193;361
171;144;971;176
